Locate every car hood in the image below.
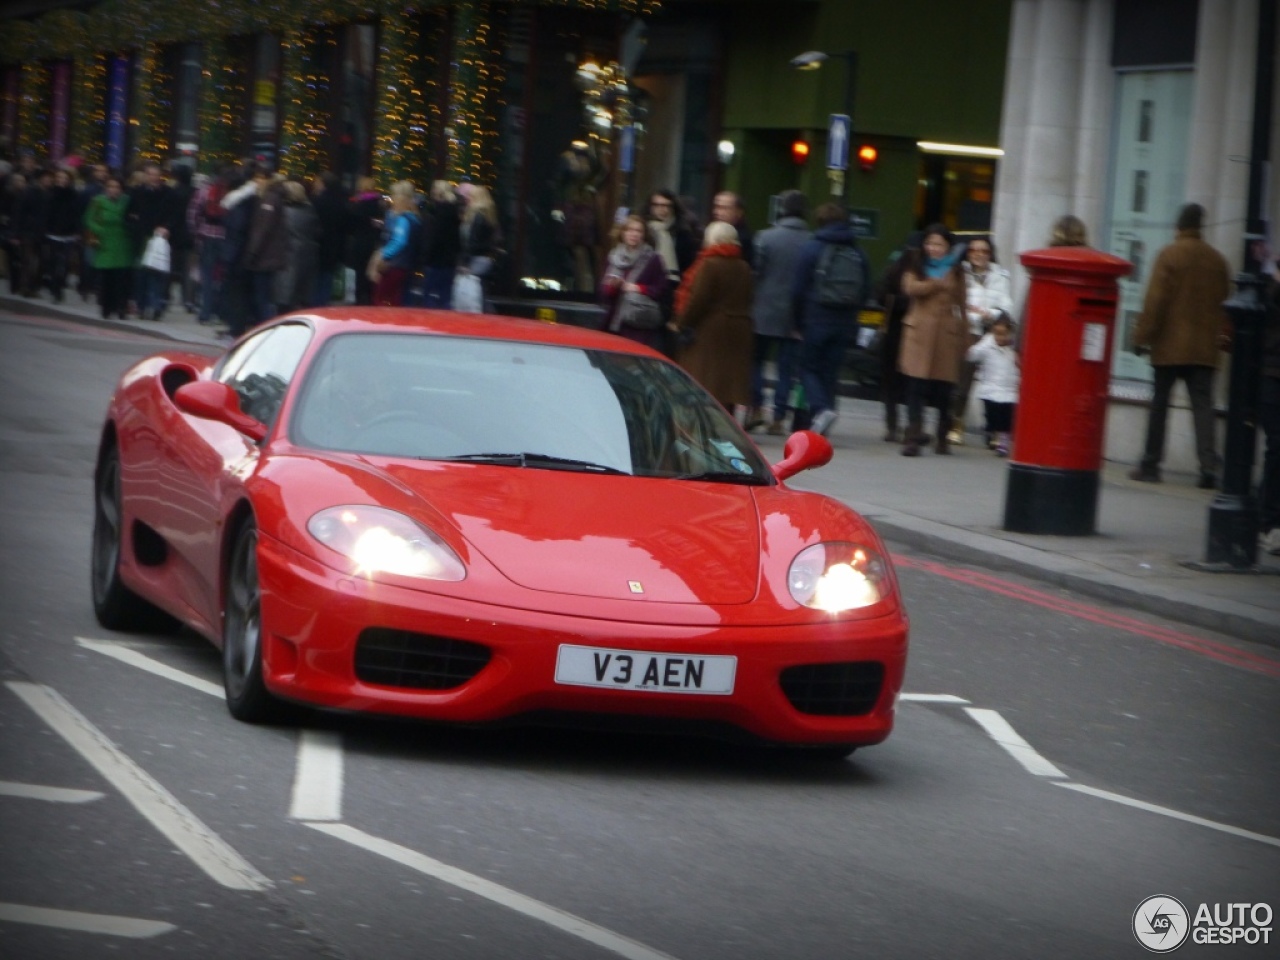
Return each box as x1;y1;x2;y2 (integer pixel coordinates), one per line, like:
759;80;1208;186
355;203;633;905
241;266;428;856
381;462;762;604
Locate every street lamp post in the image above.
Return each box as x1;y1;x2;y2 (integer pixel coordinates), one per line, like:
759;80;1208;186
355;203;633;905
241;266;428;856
790;49;858;196
1190;0;1275;572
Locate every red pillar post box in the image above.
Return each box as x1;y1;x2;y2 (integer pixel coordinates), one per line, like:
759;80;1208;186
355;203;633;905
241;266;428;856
1003;246;1132;535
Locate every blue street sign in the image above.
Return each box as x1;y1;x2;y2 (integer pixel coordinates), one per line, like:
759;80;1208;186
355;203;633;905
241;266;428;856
827;113;851;171
619;125;636;174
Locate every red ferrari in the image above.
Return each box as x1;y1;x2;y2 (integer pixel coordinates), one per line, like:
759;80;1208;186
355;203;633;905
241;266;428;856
92;309;908;756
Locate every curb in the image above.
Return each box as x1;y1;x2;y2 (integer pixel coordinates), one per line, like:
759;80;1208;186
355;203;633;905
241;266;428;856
859;507;1280;649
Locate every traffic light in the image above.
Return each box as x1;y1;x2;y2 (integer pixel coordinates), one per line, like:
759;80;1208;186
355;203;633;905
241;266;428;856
790;138;811;166
857;144;878;172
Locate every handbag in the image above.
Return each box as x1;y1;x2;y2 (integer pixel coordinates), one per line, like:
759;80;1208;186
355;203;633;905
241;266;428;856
141;233;170;272
453;271;484;313
617;290;664;330
610;250;663;331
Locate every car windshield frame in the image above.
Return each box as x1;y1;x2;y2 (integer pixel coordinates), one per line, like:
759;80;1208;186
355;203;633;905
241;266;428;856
288;331;774;484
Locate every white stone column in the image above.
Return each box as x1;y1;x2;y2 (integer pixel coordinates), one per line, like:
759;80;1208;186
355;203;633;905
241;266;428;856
992;0;1114;301
1187;0;1257;268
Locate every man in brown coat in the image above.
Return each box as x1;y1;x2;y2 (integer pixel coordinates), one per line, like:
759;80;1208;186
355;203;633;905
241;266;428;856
1129;203;1231;488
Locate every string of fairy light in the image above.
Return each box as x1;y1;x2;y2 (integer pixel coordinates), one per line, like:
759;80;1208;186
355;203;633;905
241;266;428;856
71;53;108;163
0;0;660;179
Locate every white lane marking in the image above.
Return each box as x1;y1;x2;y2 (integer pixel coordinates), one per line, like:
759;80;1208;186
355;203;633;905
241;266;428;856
1055;782;1280;849
964;707;1067;779
76;637;223;699
307;822;683;960
0;780;104;803
0;902;177;938
900;693;970;703
289;730;343;822
6;682;271;891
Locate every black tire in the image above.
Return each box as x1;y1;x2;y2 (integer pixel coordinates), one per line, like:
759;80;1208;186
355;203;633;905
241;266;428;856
223;519;290;723
91;445;176;632
798;744;858;762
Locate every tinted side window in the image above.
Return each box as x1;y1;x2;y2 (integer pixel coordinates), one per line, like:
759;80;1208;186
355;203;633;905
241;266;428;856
217;323;312;427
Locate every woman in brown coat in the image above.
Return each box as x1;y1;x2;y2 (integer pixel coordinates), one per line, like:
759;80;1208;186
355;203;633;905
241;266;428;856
898;223;968;456
671;220;754;412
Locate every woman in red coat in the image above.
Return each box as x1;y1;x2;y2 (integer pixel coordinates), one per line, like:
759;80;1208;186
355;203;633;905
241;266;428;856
671;220;755;412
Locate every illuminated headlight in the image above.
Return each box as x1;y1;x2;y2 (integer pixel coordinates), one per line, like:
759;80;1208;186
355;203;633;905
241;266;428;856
307;506;465;581
787;542;888;612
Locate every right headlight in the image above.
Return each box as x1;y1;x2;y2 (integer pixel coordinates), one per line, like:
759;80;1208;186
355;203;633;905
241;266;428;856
787;542;889;612
307;505;465;581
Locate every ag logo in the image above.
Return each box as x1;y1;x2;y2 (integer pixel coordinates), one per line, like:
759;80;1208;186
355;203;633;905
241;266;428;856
1133;895;1190;952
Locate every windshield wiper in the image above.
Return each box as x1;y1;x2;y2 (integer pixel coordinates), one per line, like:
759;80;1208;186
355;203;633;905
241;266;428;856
439;452;627;474
673;470;769;485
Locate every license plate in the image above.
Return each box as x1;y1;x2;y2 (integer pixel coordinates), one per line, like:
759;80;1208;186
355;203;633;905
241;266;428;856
555;644;736;695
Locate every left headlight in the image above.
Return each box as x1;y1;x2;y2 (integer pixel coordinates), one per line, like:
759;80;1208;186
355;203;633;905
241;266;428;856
307;506;465;581
787;542;888;612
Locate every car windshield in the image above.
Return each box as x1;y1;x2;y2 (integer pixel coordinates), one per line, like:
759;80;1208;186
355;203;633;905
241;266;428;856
289;332;773;483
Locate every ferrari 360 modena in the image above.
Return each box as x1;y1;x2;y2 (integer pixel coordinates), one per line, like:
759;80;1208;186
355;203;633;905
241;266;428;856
92;308;908;757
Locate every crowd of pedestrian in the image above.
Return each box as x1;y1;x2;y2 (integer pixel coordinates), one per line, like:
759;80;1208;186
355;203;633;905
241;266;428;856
0;151;507;339
2;148;1275;555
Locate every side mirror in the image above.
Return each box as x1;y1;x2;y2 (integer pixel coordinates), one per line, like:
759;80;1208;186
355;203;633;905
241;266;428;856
174;381;268;443
771;429;833;482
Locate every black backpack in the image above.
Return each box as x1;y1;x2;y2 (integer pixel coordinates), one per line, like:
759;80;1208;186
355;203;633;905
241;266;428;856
813;242;866;308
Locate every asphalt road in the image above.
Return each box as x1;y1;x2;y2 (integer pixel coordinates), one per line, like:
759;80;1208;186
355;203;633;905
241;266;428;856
1;309;1277;959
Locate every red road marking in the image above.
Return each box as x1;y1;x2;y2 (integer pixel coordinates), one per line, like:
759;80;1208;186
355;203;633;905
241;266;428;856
893;554;1280;678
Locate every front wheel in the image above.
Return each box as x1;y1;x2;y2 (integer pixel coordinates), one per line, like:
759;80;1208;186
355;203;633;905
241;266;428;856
223;520;289;723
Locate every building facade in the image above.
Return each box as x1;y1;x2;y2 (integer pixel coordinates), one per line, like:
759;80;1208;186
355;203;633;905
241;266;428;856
3;0;1273;473
995;0;1280;470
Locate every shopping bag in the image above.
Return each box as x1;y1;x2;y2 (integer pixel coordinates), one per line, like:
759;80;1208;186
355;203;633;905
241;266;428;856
453;271;483;314
339;267;357;305
141;234;171;273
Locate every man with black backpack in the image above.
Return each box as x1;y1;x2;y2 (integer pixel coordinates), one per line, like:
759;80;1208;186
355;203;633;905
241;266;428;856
790;202;870;436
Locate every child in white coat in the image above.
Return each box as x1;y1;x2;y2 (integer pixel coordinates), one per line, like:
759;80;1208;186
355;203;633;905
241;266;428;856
966;316;1020;456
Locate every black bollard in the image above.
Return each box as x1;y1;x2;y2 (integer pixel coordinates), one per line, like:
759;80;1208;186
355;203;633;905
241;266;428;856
1199;273;1266;568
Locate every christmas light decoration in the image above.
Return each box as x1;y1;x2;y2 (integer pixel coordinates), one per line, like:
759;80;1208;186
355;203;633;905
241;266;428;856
71;53;108;165
18;62;50;162
0;0;662;180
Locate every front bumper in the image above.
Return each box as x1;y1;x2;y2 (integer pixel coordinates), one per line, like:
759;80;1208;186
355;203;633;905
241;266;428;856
256;537;908;747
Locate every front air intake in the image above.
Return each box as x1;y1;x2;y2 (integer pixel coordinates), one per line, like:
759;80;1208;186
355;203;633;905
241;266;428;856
354;629;491;690
779;662;884;716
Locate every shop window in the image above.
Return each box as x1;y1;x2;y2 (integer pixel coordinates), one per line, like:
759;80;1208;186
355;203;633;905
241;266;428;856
104;54;131;173
914;155;997;233
48;61;71;164
2;66;20;150
166;43;202;168
249;34;282;167
337;24;376;187
495;6;619;297
1104;69;1193;385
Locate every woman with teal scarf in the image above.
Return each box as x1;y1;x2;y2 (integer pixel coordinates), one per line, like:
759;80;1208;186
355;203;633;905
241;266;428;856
897;223;968;456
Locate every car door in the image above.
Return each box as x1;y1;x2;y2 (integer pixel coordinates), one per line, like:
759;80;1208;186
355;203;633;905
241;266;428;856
153;323;312;634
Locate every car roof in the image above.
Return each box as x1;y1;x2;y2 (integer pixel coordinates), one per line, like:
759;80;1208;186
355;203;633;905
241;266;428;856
273;307;662;357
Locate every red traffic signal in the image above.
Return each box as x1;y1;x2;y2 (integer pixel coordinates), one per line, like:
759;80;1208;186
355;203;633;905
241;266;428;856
857;144;878;172
791;139;811;166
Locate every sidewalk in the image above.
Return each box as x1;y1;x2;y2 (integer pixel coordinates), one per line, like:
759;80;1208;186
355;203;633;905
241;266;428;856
4;288;1278;647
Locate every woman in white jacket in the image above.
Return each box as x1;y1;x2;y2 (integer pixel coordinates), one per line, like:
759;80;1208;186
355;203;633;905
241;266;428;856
966;316;1020;456
949;236;1015;445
